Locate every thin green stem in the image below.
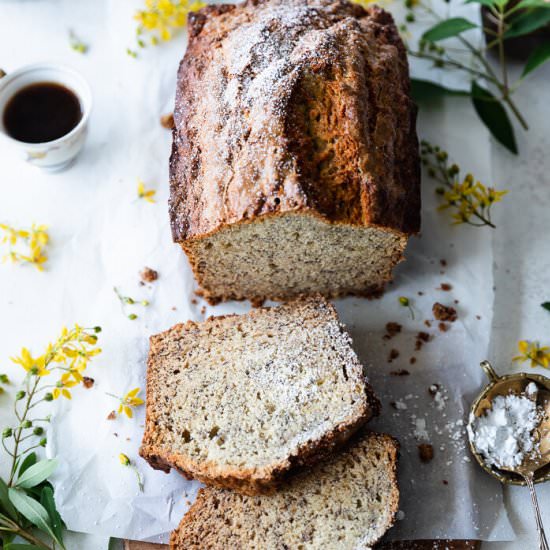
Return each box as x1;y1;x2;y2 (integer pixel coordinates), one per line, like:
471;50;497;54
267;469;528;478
9;376;40;486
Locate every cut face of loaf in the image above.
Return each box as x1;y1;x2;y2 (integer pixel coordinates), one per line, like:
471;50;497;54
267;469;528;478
184;213;407;304
140;296;380;495
170;431;399;550
169;0;421;305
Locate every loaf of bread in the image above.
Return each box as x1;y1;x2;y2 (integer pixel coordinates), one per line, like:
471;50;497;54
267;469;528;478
169;0;420;305
139;296;379;494
170;431;399;549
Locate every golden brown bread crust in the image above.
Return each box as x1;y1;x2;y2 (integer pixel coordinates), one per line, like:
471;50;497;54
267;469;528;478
169;0;420;243
169;431;400;549
139;297;381;495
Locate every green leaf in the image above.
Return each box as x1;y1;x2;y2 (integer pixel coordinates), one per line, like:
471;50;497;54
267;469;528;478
471;82;518;154
542;302;550;312
464;0;498;6
4;544;44;549
505;8;550;39
0;478;18;521
521;42;550;77
40;486;64;544
422;17;478;42
7;488;64;549
514;0;550;10
15;459;58;490
411;79;470;102
18;453;37;478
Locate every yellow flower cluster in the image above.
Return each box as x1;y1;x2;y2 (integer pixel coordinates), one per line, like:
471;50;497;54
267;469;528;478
134;0;206;45
116;388;145;418
11;324;102;399
438;174;508;226
421;141;507;228
513;340;550;369
0;223;49;270
137;180;156;203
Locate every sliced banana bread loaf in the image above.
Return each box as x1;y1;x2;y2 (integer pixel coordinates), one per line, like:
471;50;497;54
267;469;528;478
140;296;379;494
169;0;420;305
170;431;399;549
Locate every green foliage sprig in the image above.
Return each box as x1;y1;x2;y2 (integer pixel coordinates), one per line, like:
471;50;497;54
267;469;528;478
404;0;550;154
0;325;101;549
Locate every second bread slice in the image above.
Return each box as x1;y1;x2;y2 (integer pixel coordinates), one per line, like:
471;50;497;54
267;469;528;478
140;296;379;494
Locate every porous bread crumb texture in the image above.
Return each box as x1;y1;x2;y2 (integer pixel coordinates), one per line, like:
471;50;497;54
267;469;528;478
140;296;380;494
170;431;399;550
169;0;420;305
185;213;407;304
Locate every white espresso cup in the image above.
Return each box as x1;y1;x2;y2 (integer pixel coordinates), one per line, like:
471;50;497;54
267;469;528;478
0;63;92;171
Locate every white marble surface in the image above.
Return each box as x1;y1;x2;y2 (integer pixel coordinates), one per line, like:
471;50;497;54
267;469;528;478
0;1;548;549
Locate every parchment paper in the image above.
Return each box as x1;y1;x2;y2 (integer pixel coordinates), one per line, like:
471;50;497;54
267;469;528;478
0;0;514;544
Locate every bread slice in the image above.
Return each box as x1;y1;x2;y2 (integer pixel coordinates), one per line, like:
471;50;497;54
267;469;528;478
169;0;420;305
139;296;379;494
170;431;399;549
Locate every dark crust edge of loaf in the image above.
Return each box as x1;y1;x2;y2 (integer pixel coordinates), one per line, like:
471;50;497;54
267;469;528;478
179;211;408;306
139;296;381;495
169;430;400;549
169;0;421;245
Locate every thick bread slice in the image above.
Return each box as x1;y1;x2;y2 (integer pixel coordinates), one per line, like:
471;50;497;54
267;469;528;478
170;431;399;549
140;296;380;495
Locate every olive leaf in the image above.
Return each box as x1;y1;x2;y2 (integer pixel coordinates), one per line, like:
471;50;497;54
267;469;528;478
514;0;550;8
422;17;477;42
7;488;65;549
18;453;37;478
40;485;64;545
15;459;58;490
4;544;44;549
471;82;518;154
411;79;470;102
521;42;550;78
0;478;18;521
542;302;550;312
505;8;550;39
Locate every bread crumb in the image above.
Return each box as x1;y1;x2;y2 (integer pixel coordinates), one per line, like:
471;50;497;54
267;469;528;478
417;291;424;296
476;315;481;320
388;349;400;363
200;306;207;315
409;357;417;365
440;259;447;267
140;267;158;283
432;302;457;322
438;322;449;332
439;283;452;291
428;384;440;397
82;376;94;389
424;320;431;328
418;443;434;463
390;369;410;376
442;479;448;485
383;322;402;340
107;411;116;420
160;112;175;129
191;298;198;305
415;331;431;350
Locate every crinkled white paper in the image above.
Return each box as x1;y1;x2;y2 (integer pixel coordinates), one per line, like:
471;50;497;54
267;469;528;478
0;0;514;544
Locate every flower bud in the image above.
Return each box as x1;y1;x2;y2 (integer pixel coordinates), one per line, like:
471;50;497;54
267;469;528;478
44;392;54;402
125;297;135;305
128;314;138;320
2;428;12;438
94;326;102;333
15;390;26;401
39;437;47;447
33;426;44;436
0;374;9;384
119;453;131;466
30;366;39;376
399;296;410;307
21;420;32;429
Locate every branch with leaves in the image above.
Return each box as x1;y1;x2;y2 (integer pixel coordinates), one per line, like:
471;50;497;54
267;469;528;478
0;324;101;549
421;140;507;227
404;0;550;154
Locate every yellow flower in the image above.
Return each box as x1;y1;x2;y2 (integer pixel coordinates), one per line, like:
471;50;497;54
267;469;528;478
0;223;49;270
11;349;51;377
115;387;145;418
513;340;550;369
119;453;131;466
137;180;156;203
52;373;79;400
